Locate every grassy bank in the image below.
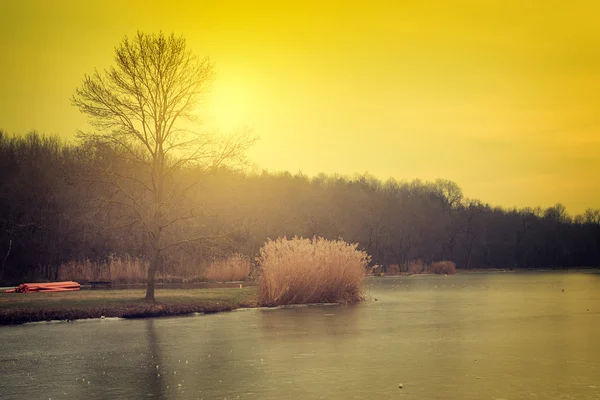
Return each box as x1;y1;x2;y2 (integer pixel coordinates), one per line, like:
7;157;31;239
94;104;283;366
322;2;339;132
0;287;257;325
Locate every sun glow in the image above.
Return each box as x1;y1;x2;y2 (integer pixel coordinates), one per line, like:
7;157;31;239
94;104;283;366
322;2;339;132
203;71;256;134
1;0;599;212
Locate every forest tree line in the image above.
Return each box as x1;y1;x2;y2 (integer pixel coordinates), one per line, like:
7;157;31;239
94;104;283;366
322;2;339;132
1;131;599;284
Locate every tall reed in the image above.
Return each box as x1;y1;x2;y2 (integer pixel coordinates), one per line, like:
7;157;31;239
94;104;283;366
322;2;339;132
427;261;456;274
407;260;426;274
58;255;147;283
202;254;251;282
257;236;370;306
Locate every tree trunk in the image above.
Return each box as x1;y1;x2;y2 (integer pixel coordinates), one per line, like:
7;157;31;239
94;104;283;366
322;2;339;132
0;239;11;282
146;151;164;302
145;233;161;302
464;246;473;270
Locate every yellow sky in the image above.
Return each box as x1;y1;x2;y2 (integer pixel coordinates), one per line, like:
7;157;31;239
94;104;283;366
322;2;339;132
1;0;599;214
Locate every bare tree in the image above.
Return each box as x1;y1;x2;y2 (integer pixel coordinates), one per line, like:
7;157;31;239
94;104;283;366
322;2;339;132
583;208;600;225
72;32;255;301
431;179;463;211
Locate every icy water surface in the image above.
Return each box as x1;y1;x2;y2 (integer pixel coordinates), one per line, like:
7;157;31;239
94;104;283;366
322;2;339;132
1;272;599;399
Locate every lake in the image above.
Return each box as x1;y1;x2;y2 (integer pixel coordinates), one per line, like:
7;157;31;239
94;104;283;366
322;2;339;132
1;272;599;399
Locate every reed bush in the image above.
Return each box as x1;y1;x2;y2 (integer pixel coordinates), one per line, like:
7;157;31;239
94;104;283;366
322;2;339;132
58;258;109;282
59;255;147;283
407;260;426;274
387;264;400;275
427;260;457;274
109;255;148;283
257;236;370;306
203;254;251;282
58;254;249;284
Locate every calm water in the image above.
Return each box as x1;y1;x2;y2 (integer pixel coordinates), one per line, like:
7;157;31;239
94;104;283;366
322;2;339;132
1;272;599;399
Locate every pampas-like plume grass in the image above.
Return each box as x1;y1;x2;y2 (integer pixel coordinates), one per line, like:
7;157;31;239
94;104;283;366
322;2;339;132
203;254;251;282
257;236;370;306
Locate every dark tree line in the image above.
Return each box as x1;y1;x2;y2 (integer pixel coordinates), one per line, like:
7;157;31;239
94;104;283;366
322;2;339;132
1;131;599;284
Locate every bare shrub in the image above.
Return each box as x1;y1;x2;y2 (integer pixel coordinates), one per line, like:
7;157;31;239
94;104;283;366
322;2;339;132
407;259;426;274
203;254;251;282
369;265;383;275
427;260;457;274
387;264;400;275
257;236;370;306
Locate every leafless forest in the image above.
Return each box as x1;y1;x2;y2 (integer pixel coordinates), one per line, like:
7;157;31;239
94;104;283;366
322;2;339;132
0;131;599;285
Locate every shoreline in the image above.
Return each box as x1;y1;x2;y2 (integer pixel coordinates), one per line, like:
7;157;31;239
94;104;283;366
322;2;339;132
0;299;258;326
0;286;349;326
0;299;349;326
0;287;258;326
4;269;598;326
368;267;599;277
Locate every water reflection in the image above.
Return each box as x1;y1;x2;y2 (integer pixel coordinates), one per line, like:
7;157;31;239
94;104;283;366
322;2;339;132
145;319;166;399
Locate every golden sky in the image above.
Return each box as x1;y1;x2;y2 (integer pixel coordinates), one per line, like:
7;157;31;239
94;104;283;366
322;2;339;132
1;0;599;214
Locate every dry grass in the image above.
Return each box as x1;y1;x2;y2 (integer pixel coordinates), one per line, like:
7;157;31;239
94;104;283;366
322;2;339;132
58;255;148;283
400;260;456;275
387;264;401;275
407;260;426;274
58;254;253;284
110;256;148;283
202;254;251;282
58;258;101;282
257;236;370;306
427;261;457;274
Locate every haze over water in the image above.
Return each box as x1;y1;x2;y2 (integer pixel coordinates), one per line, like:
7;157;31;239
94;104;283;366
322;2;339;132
1;272;599;399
